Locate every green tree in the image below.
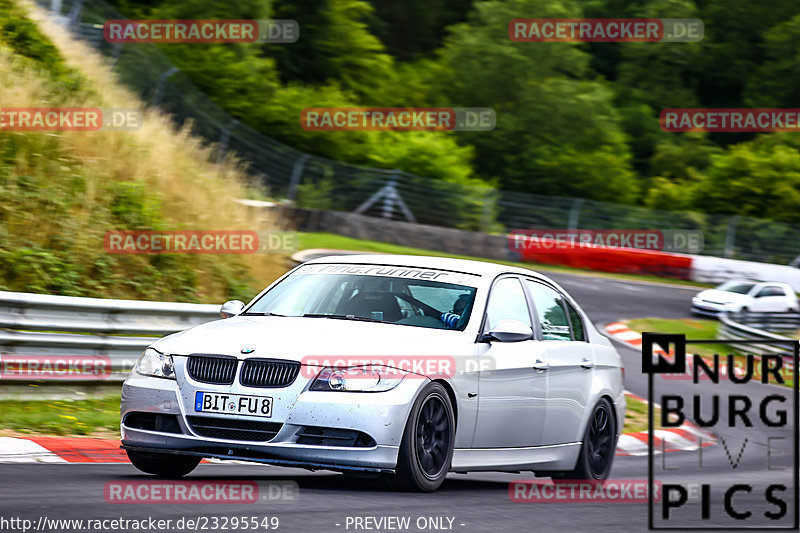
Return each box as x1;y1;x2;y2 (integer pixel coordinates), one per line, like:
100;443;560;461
271;0;393;102
744;14;800;107
433;0;637;202
691;136;800;223
365;0;473;60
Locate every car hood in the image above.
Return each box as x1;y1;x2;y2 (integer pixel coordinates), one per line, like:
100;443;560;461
150;315;465;361
695;289;750;305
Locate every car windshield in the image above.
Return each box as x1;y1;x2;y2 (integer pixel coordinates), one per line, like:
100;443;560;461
244;264;479;330
717;280;756;294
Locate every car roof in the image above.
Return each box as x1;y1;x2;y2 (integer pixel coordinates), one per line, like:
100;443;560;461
720;279;790;287
302;254;551;281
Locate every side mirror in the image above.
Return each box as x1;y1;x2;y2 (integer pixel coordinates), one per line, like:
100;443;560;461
481;319;533;343
220;300;244;319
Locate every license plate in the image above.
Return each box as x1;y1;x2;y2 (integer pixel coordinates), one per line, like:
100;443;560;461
194;391;273;418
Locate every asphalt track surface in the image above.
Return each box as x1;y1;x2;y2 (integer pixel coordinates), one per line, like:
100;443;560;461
1;269;796;532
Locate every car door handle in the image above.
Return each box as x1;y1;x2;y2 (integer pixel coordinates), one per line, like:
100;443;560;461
581;358;595;369
533;360;550;372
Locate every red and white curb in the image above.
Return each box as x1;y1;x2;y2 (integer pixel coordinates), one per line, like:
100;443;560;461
0;436;234;464
617;423;717;457
0;436;125;463
607;323;718;456
616;392;717;457
606;322;645;348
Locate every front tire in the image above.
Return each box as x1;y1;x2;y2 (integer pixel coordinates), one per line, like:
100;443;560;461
560;398;617;481
127;450;201;477
393;382;455;492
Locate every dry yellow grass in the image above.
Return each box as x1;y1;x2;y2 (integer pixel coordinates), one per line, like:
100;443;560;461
0;2;289;301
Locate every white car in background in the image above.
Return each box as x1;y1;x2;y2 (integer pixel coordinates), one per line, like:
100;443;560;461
121;255;625;491
691;279;799;316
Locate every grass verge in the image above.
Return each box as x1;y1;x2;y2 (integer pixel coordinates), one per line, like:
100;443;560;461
625;317;729;359
0;3;286;302
0;395;120;436
624;394;660;433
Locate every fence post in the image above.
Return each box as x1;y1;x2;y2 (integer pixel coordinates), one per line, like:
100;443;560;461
724;215;740;259
110;43;124;68
216;119;239;166
66;0;84;28
354;170;415;222
152;67;179;107
568;198;585;230
286;154;311;202
480;190;493;233
381;170;401;219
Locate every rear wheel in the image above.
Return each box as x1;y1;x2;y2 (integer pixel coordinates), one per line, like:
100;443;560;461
126;450;201;477
393;382;455;492
559;398;616;481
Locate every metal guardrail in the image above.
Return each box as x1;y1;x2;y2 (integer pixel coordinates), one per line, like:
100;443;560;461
0;291;221;381
725;310;800;332
718;311;800;359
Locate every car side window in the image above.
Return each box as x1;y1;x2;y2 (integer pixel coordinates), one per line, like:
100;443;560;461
757;286;785;297
485;277;531;331
566;301;586;342
525;281;571;341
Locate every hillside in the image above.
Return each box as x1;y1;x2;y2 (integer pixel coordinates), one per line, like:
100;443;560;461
0;0;286;302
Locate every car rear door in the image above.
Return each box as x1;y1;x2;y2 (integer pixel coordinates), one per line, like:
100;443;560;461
750;285;792;312
472;276;550;448
523;279;595;445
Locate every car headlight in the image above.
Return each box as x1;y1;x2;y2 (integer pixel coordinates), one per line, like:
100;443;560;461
134;347;175;379
310;365;405;392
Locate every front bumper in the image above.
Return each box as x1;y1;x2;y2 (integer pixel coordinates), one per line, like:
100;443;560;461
691;301;733;317
120;370;425;472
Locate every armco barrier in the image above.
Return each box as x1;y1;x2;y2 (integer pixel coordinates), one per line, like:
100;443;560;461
725;311;800;333
718;311;799;359
691;255;800;290
0;291;221;381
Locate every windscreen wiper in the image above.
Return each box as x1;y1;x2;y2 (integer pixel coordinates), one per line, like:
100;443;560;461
241;311;288;317
302;313;381;323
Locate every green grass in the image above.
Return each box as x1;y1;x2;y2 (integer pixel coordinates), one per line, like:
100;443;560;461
297;232;713;288
0;396;120;436
625;317;729;359
624;394;659;433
